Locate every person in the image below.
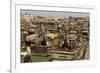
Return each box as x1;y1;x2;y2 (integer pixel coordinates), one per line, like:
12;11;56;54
40;32;47;46
24;54;32;63
61;39;69;49
26;46;31;56
23;42;32;63
41;36;47;46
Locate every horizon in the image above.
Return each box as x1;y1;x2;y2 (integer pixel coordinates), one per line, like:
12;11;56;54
21;9;89;17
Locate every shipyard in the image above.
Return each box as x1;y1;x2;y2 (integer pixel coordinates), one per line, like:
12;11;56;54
20;11;89;63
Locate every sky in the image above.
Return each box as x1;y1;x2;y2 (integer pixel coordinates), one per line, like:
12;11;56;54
21;9;89;17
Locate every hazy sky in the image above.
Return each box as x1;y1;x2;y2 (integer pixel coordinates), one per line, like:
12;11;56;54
21;9;89;17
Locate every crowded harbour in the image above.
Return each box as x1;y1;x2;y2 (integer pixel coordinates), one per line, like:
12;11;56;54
20;10;89;63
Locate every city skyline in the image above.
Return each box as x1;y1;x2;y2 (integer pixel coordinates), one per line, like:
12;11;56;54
21;9;89;17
